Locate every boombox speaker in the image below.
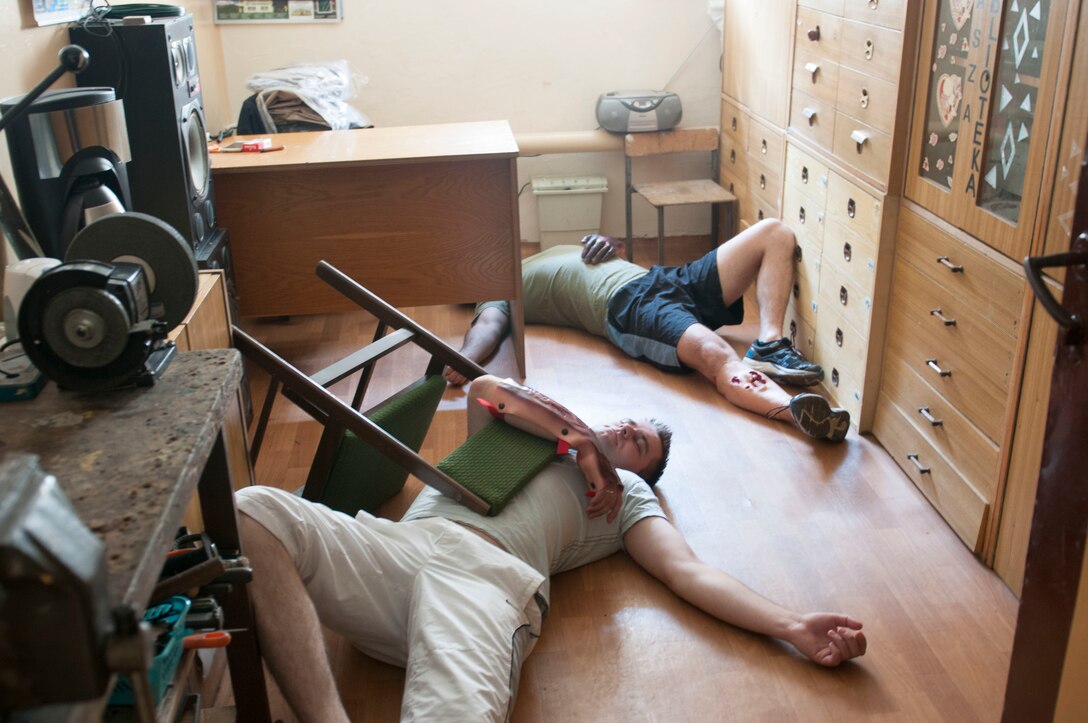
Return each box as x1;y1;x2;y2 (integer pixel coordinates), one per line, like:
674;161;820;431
70;14;217;252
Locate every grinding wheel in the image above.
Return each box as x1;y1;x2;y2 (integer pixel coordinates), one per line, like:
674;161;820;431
65;212;198;329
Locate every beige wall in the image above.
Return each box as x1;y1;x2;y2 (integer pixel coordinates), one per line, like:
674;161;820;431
1;0;722;271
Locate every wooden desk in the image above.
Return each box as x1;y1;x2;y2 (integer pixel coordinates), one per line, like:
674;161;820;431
211;120;526;375
0;350;271;722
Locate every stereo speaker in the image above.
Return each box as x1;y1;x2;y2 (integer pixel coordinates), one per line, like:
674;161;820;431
70;14;218;252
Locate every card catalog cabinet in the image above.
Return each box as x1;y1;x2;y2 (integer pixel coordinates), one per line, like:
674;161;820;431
876;0;1083;561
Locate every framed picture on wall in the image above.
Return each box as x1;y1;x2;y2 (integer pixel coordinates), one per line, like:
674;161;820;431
214;0;343;24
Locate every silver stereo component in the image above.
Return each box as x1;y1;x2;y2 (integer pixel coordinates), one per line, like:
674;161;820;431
596;90;682;133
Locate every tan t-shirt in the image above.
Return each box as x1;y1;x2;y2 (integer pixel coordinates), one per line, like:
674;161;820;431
478;245;648;337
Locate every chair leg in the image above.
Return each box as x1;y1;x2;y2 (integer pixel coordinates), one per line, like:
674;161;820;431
657;207;666;267
711;202;720;253
625;157;634;262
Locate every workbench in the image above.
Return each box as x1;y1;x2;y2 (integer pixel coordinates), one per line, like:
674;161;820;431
210;120;526;375
0;350;271;722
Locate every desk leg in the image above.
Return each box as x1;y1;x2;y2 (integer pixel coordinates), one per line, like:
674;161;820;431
509;297;527;378
199;433;273;723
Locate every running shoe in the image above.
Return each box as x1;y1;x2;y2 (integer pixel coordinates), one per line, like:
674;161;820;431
744;337;824;385
789;393;850;442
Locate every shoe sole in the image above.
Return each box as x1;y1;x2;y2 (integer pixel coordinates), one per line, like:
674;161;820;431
744;357;824;386
789;394;850;442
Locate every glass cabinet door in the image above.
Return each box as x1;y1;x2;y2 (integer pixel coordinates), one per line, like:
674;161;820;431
906;0;1070;260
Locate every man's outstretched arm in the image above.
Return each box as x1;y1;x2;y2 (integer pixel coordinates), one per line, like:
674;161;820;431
623;516;866;667
444;306;512;385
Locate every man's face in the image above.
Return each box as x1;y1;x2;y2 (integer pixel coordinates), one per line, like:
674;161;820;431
594;418;663;479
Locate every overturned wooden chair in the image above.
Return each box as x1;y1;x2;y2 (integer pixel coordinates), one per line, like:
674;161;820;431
235;261;558;517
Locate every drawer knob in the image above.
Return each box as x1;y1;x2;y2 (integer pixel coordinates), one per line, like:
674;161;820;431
906;453;931;474
839;286;849;305
807;25;821;42
802;107;818;126
731;116;738;131
758;209;765;220
850;129;871;153
794;244;803;262
860;88;870;109
760;173;767;190
936;256;964;273
789;319;798;343
865;39;875;60
918;407;943;426
730;148;736;164
728;181;735;193
847;198;857;218
801;166;809;183
799;206;807;224
843;242;852;262
831;368;840;387
835;327;844;347
929;308;957;326
869;0;880;8
925;358;952;377
761;139;768;154
793;282;801;299
805;62;820;83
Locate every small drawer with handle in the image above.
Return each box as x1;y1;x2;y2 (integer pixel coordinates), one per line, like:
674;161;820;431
790;89;836;151
832;112;894;186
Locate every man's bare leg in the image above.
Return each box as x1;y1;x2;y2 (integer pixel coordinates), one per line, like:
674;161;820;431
713;218;795;342
239;514;351;723
677;324;848;441
444;307;512;385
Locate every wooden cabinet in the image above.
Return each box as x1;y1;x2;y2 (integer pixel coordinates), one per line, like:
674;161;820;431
876;0;1084;565
720;4;793;228
170;270;253;530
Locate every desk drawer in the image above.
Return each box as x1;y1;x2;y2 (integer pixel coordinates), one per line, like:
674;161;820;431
839;19;903;84
884;304;1009;442
836;66;899;135
720;98;749;149
818;253;873;335
796;7;843;61
873;392;989;552
748;161;783;212
720;133;749;179
784;299;818;363
820;359;864;425
880;354;1001;496
823;222;879;293
784;183;826;251
843;0;908;29
826;172;883;241
791;237;822;324
719;166;748;202
748;118;786;170
793;50;841;106
791;89;836;151
833;112;893;185
896;206;1024;335
740;192;780;226
785;144;831;205
815;304;868;385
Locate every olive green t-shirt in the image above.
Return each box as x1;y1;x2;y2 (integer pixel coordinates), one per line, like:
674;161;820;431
478;245;647;337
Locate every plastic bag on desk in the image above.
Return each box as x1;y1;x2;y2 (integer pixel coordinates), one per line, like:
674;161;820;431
245;59;372;131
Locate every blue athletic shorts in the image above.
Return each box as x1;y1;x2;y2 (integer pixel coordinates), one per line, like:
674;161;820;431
604;247;744;372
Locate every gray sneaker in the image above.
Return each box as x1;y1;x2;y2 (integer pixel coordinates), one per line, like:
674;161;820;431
789;393;850;442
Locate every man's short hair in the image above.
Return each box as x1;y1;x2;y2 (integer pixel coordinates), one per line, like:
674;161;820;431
643;418;672;487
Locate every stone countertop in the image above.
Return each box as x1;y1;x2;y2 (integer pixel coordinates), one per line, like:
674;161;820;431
0;349;243;608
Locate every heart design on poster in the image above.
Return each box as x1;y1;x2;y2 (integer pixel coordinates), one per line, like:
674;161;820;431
936;74;963;127
950;0;973;30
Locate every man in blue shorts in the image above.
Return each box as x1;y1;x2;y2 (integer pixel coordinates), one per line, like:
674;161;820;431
446;218;849;442
236;374;867;722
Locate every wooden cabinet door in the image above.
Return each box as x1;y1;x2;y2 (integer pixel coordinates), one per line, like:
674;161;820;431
722;1;794;126
905;0;1074;260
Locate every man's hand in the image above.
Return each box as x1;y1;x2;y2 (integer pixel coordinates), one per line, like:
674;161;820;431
785;613;866;667
576;440;624;523
580;234;625;265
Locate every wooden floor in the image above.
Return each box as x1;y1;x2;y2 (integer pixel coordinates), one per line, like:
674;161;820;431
233;238;1019;722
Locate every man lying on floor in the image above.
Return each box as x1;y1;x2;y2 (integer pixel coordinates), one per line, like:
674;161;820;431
445;218;850;443
237;374;866;722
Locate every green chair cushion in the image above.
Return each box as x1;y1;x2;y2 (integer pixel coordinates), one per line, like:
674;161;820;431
437;420;557;515
322;374;447;514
